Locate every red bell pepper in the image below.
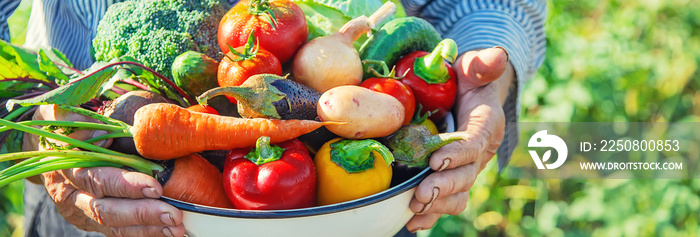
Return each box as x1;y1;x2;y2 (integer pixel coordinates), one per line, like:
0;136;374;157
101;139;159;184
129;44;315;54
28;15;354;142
360;60;416;126
223;136;316;210
395;39;458;121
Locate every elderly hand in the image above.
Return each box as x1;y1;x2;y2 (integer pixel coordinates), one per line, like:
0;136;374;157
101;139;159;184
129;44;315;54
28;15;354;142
22;105;186;237
406;47;514;232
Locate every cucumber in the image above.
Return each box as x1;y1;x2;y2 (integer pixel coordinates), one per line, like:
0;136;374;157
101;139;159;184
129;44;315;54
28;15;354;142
171;51;219;98
359;17;442;79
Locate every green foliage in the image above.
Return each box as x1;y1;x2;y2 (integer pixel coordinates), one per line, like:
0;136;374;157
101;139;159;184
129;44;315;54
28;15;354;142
0;1;32;235
5;57;188;110
7;0;31;46
91;0;230;79
425;0;700;236
293;0;399;49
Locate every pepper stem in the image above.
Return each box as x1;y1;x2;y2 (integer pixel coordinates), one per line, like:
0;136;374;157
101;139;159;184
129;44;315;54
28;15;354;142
330;139;394;173
245;136;285;165
413;39;458;84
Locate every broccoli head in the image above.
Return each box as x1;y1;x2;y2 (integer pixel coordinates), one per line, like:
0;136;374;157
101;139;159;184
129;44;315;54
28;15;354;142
93;0;230;79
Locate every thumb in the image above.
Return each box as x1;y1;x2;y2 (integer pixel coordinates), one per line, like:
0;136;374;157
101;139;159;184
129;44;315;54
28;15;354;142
455;47;509;91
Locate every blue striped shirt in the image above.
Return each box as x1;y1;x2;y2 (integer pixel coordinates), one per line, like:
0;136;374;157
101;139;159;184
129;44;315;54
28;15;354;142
0;0;19;42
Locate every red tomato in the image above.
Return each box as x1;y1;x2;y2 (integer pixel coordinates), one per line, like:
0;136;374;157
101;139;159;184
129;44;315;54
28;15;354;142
186;104;219;115
217;45;283;103
360;78;416;125
396;51;457;121
218;0;308;63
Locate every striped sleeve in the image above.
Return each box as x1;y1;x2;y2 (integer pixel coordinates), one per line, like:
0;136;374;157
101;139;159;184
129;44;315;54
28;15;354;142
402;0;547;170
0;0;21;42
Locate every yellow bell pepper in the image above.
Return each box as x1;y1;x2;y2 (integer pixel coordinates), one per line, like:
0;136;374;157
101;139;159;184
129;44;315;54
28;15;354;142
410;104;439;135
315;138;394;206
420;118;439;135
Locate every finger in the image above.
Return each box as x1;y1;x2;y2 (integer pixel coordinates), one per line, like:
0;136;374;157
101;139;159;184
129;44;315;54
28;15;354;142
412;163;479;207
44;104;96;141
23;105;52;151
431;104;504;170
21;130;40;151
36;104;113;147
455;47;509;90
428;137;481;171
428;127;489;171
102;224;186;237
410;191;469;215
73;192;183;227
405;213;442;233
63;167;163;199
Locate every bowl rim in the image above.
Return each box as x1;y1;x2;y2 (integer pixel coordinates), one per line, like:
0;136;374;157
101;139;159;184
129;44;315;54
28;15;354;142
161;167;433;219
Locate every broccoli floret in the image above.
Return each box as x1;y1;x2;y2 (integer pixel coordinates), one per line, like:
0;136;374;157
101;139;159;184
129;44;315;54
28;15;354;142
93;0;230;79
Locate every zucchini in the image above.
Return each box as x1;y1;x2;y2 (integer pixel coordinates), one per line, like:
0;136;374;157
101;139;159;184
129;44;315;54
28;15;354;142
359;17;442;79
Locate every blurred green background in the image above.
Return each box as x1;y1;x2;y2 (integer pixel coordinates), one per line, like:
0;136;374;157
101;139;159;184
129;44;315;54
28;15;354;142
2;0;700;236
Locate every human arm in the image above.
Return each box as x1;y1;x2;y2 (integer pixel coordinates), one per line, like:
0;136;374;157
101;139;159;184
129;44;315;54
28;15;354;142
400;0;547;231
407;47;512;231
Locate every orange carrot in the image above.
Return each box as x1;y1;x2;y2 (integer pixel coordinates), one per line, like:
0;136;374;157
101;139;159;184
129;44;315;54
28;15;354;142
131;103;333;160
186;104;219;115
162;153;233;208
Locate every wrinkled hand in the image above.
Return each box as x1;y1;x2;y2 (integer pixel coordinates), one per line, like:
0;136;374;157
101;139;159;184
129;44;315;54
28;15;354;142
406;47;514;232
22;105;185;237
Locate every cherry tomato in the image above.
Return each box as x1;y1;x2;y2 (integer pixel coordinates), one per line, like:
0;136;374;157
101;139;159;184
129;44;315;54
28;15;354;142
218;0;308;63
360;78;415;125
217;45;283;104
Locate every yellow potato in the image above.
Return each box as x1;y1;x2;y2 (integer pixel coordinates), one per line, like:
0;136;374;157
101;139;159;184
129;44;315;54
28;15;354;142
317;85;405;139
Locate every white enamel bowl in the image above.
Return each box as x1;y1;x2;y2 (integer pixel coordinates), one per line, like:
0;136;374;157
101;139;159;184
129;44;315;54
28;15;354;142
162;114;455;237
162;167;430;237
